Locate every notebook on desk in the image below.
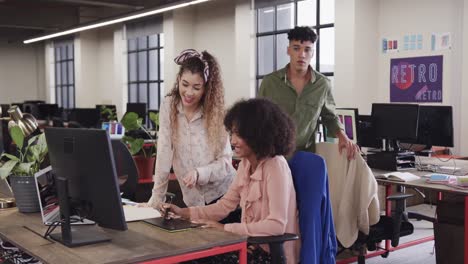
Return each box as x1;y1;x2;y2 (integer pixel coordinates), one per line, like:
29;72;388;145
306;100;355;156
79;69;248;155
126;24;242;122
34;166;95;226
144;217;202;232
375;171;420;182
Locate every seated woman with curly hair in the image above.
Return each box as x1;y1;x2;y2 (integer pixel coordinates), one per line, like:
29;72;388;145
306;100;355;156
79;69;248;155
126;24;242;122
163;98;299;264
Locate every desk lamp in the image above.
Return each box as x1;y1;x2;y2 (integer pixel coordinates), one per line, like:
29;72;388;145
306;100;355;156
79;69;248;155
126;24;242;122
5;106;38;137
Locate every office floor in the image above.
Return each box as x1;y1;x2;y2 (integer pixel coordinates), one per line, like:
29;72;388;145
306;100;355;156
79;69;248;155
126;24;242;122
349;204;437;264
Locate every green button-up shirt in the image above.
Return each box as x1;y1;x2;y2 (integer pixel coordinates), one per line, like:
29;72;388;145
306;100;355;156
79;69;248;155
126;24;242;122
258;65;342;153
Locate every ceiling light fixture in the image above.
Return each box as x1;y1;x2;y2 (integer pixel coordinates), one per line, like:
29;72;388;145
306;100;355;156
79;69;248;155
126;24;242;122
23;0;212;44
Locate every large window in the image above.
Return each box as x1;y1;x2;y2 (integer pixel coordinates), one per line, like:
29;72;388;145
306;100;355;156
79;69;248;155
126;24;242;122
127;33;164;111
256;0;335;90
54;40;75;109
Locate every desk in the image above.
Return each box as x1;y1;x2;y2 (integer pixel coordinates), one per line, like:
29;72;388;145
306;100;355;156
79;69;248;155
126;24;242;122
338;156;468;264
0;208;247;264
376;158;468;264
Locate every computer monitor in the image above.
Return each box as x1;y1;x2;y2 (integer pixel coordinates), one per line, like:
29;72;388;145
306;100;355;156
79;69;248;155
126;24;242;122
68;108;101;128
44;127;127;247
126;103;147;124
371;103;419;141
37;104;59;120
405;105;454;148
336;108;359;143
24;100;46;104
357;115;381;149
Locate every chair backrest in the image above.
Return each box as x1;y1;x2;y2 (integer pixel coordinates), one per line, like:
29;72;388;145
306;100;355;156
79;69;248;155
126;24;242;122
288;151;337;264
111;140;138;200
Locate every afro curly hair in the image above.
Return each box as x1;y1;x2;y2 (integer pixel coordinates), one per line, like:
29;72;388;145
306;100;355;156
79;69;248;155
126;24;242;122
224;98;296;160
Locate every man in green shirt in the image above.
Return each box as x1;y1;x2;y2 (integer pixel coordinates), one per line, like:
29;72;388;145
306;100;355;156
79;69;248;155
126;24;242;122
258;26;358;159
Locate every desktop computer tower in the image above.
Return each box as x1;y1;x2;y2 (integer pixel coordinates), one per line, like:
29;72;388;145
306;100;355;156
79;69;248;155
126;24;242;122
366;151;415;171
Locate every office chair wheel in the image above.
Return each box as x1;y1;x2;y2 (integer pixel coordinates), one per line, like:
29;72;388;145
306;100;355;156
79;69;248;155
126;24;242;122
381;251;389;258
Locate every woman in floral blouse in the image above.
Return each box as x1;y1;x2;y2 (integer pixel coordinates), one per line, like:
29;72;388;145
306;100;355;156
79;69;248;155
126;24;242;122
146;49;235;208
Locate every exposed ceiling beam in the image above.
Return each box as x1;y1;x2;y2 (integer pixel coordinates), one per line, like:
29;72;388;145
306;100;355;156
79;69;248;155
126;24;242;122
46;0;144;10
0;24;58;31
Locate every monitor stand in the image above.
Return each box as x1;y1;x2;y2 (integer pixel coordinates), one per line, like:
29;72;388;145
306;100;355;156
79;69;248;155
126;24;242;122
367;139;416;171
50;176;110;248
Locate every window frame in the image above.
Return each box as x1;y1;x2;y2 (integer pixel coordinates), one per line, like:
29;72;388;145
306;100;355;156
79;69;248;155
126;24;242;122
127;33;164;112
54;41;75;109
255;0;335;90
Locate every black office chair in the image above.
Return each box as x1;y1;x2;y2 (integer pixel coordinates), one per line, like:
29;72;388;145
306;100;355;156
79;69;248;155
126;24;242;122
350;193;415;264
111;140;138;201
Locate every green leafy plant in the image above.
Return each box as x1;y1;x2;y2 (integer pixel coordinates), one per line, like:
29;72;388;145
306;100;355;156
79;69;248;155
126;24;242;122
100;105;118;122
0;126;48;180
121;112;159;158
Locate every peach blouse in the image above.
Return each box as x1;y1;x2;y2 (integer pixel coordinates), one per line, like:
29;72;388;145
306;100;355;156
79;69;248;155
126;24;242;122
190;155;299;264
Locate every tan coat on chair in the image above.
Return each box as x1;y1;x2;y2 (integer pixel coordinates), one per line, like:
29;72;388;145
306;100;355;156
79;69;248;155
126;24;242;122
316;142;380;248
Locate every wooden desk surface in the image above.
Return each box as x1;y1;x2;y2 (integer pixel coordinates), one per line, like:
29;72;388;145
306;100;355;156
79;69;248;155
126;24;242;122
372;156;468;195
0;209;246;264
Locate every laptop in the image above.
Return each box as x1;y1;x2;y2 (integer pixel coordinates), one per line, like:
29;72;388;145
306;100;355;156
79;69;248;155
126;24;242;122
34;166;95;226
144;217;202;232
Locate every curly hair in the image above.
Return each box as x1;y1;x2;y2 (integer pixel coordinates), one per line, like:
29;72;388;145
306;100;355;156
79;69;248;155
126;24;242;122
224;98;296;159
167;50;226;155
288;26;317;43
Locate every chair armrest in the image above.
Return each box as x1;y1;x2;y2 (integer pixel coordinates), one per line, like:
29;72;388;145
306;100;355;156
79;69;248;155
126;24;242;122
248;233;299;245
386;192;414;247
386;193;413;201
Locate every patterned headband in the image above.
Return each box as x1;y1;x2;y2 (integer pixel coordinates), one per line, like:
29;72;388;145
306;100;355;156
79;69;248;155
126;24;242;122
174;49;210;82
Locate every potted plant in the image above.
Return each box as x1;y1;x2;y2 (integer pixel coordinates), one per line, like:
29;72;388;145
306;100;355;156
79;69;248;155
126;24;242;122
99;105;118;122
0;125;48;213
121;112;159;180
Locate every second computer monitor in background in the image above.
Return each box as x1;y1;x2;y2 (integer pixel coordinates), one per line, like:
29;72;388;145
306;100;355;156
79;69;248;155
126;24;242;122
69;108;101;128
126;103;146;124
37;104;59;120
371;103;419;141
357;115;381;149
407;105;454;148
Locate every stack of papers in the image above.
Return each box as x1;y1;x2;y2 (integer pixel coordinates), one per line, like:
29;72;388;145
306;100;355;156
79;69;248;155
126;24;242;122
376;172;420;182
123;205;161;222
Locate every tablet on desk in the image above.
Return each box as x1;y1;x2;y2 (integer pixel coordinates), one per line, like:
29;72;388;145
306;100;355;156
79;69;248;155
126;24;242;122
144;217;201;232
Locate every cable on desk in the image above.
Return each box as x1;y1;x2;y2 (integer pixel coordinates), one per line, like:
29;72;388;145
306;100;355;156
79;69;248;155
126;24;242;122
42;215;86;239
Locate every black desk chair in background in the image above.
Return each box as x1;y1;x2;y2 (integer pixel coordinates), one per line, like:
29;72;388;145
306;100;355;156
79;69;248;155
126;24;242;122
111;140;138;201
